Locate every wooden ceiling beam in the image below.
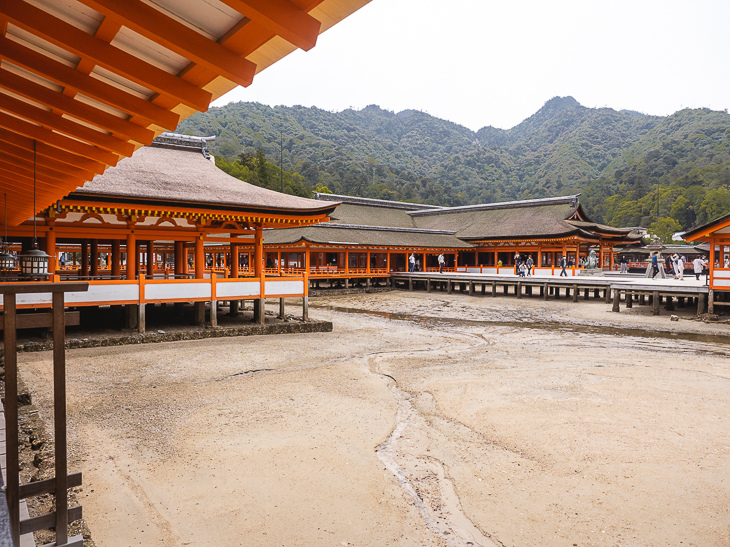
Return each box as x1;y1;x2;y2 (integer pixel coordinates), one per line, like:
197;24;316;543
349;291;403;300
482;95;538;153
0;143;96;180
219;0;321;51
77;0;257;88
0;92;135;157
0;68;154;144
0;110;119;166
0;158;78;187
0;174;70;201
0;35;180;129
0;127;105;175
0;0;212;111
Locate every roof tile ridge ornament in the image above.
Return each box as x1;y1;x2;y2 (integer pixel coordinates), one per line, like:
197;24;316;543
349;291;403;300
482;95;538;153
408;194;583;216
314;193;443;211
151;132;217;158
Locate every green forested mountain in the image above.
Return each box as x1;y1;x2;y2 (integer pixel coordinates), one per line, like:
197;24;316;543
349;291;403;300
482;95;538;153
176;97;730;238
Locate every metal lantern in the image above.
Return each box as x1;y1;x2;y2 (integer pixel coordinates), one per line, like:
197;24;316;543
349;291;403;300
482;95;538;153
20;244;50;277
0;245;15;271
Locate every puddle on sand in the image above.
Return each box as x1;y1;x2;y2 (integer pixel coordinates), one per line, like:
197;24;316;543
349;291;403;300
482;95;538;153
314;304;730;351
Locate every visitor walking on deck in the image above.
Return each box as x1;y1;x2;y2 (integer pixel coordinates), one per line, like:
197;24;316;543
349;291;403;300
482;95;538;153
620;256;627;273
409;253;415;272
438;252;445;273
559;255;568;277
674;254;684;280
651;253;659;278
525;256;534;276
692;256;705;280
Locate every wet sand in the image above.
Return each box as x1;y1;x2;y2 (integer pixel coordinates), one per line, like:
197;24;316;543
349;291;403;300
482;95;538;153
19;292;730;546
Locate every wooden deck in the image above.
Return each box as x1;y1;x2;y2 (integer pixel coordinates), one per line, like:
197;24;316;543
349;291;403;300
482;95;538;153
390;272;721;316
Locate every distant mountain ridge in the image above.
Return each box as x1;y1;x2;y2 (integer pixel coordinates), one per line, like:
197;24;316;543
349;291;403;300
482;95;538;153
176;97;730;235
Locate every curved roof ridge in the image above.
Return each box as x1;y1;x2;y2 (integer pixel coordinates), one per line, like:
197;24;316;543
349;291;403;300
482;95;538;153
315;193;443;211
409;194;582;217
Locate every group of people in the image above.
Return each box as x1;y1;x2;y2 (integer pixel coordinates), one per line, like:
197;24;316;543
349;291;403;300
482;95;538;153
650;252;706;280
409;252;447;273
513;253;535;277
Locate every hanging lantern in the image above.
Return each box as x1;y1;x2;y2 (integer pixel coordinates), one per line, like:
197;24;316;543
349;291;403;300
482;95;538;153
0;194;14;271
20;141;50;278
20;244;50;277
0;248;15;271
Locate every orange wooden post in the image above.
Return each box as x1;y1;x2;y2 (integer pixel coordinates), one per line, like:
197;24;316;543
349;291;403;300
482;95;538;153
146;240;154;276
254;225;264;324
45;228;57;274
111;240;121;278
81;241;89;277
174;241;184;277
230;242;239;278
90;239;99;276
126;233;136;280
195;236;204;279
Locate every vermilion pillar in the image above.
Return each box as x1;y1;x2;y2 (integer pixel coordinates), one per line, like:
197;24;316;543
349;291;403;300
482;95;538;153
195;236;204;279
126;233;136;280
111;240;121;278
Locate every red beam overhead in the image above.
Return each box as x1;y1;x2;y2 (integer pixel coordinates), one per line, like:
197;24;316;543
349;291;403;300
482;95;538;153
0;0;372;227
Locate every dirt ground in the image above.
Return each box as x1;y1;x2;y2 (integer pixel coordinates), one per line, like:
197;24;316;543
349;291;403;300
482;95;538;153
18;292;730;546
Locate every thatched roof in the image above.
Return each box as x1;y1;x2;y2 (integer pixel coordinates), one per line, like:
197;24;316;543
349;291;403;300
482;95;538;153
71;144;337;216
411;197;585;240
263;224;474;249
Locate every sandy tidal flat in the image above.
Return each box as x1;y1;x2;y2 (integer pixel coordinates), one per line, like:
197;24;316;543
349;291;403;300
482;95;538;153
19;292;730;546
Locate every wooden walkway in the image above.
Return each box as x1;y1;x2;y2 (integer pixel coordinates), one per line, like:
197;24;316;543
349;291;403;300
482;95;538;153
390;272;719;316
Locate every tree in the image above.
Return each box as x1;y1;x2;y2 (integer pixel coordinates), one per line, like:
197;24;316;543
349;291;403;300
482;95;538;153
649;217;682;244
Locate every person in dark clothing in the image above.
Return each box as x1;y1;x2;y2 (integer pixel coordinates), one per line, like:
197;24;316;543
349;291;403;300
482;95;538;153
664;254;674;278
651;253;659;278
514;253;522;275
525;256;534;276
559;255;568;277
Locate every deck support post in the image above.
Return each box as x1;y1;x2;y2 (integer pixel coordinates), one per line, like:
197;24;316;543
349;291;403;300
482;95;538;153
665;295;675;311
583;288;589;300
138;302;145;333
279;298;286;319
447;280;452;294
708;290;714;314
612;289;620;312
481;283;486;295
491;281;496;297
254;299;265;324
366;278;371;289
626;292;633;308
594;288;600;299
572;284;578;303
469;281;474;296
697;293;706;315
543;283;548;300
302;295;309;321
125;304;138;329
426;279;432;292
516;282;522;299
345;279;350;289
639;294;646;305
194;302;205;325
408;277;413;291
209;299;217;327
652;291;660;315
503;284;508;295
605;288;612;303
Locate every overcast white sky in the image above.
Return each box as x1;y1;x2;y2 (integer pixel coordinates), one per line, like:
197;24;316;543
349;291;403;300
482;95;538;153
213;0;730;131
